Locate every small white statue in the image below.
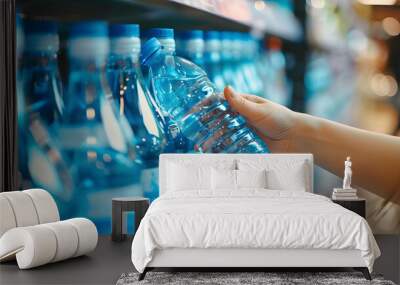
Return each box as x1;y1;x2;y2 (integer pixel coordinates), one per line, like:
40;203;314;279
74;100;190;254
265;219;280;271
343;156;352;189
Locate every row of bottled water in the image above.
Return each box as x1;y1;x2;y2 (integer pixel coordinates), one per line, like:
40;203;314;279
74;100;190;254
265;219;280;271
16;19;285;233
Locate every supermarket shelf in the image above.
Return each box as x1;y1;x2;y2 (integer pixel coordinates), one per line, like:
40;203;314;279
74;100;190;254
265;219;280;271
17;0;302;40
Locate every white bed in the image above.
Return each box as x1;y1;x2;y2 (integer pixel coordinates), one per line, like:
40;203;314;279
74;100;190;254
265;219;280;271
131;154;380;280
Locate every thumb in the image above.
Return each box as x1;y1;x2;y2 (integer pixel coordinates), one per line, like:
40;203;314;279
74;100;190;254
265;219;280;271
224;86;261;119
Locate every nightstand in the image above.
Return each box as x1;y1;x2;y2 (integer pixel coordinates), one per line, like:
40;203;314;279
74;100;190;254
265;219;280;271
112;197;149;242
332;198;366;218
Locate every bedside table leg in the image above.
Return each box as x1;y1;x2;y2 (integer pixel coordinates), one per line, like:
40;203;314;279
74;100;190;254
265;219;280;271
112;201;123;242
134;202;149;234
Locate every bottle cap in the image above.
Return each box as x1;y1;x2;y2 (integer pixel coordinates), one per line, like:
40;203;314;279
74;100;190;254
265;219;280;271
24;19;58;35
220;31;234;40
69;21;108;38
143;28;174;39
24;19;59;53
177;30;203;40
109;24;139;38
140;37;162;65
68;21;109;59
204;31;220;40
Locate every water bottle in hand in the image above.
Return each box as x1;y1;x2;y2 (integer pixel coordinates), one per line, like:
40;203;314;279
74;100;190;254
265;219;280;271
141;38;269;153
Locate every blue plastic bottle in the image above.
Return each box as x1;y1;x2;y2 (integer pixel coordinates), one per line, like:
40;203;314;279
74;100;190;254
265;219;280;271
176;30;205;69
239;33;264;97
22;20;63;125
21;20;73;217
220;31;247;93
142;28;188;153
203;31;226;92
62;22;141;233
262;38;290;106
141;38;269;153
107;24;166;201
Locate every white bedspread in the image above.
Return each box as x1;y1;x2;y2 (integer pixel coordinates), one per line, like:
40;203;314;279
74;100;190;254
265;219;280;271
131;190;380;273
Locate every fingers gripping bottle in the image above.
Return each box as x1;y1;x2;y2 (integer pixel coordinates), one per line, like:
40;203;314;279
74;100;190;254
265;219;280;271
141;38;269;153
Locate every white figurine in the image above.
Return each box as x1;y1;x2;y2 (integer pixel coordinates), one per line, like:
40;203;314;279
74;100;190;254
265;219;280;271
343;156;352;189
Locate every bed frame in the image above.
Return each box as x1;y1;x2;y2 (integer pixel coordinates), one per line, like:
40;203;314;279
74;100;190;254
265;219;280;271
139;154;371;281
139;248;371;280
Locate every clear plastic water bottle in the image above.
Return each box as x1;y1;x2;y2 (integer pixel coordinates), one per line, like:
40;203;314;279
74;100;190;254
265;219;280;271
263;37;290;106
61;21;141;233
107;24;166;201
22;20;64;125
176;30;205;69
21;20;73;216
142;28;188;153
220;31;247;93
141;38;269;153
239;33;264;97
203;31;226;92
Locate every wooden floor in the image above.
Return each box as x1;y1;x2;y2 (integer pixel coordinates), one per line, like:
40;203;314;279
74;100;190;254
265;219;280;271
0;235;398;285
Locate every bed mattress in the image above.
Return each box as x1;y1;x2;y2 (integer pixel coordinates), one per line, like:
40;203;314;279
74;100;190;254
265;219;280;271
131;190;380;273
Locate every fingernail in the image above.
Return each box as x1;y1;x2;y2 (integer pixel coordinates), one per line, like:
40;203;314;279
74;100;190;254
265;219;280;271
225;86;237;98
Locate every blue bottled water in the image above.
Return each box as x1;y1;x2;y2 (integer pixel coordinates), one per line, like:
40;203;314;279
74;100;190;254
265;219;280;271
142;28;188;153
220;31;247;93
61;22;141;233
239;33;264;97
22;20;63;125
262;38;290;106
203;31;226;92
107;24;166;201
176;30;205;69
21;20;73;217
141;38;269;153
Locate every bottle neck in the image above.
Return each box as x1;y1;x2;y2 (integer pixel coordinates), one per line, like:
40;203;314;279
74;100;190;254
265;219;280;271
204;39;221;61
110;37;141;60
158;38;175;54
143;47;166;70
180;39;204;58
68;37;108;65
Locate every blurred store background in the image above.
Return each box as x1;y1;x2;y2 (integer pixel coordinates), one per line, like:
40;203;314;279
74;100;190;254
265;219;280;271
11;0;400;234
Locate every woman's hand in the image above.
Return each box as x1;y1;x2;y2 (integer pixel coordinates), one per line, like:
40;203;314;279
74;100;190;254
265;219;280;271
224;86;299;152
224;85;400;204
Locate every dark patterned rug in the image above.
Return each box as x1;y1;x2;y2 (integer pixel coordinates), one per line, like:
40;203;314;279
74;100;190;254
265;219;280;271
116;271;396;285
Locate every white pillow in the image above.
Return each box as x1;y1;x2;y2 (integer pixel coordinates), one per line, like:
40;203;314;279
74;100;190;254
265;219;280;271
266;163;307;191
236;169;267;189
211;168;236;190
167;162;211;191
238;159;309;192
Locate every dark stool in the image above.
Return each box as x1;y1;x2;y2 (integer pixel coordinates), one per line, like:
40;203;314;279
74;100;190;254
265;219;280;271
112;197;149;242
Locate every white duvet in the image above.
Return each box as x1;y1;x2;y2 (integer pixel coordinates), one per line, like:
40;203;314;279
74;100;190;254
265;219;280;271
131;190;380;273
